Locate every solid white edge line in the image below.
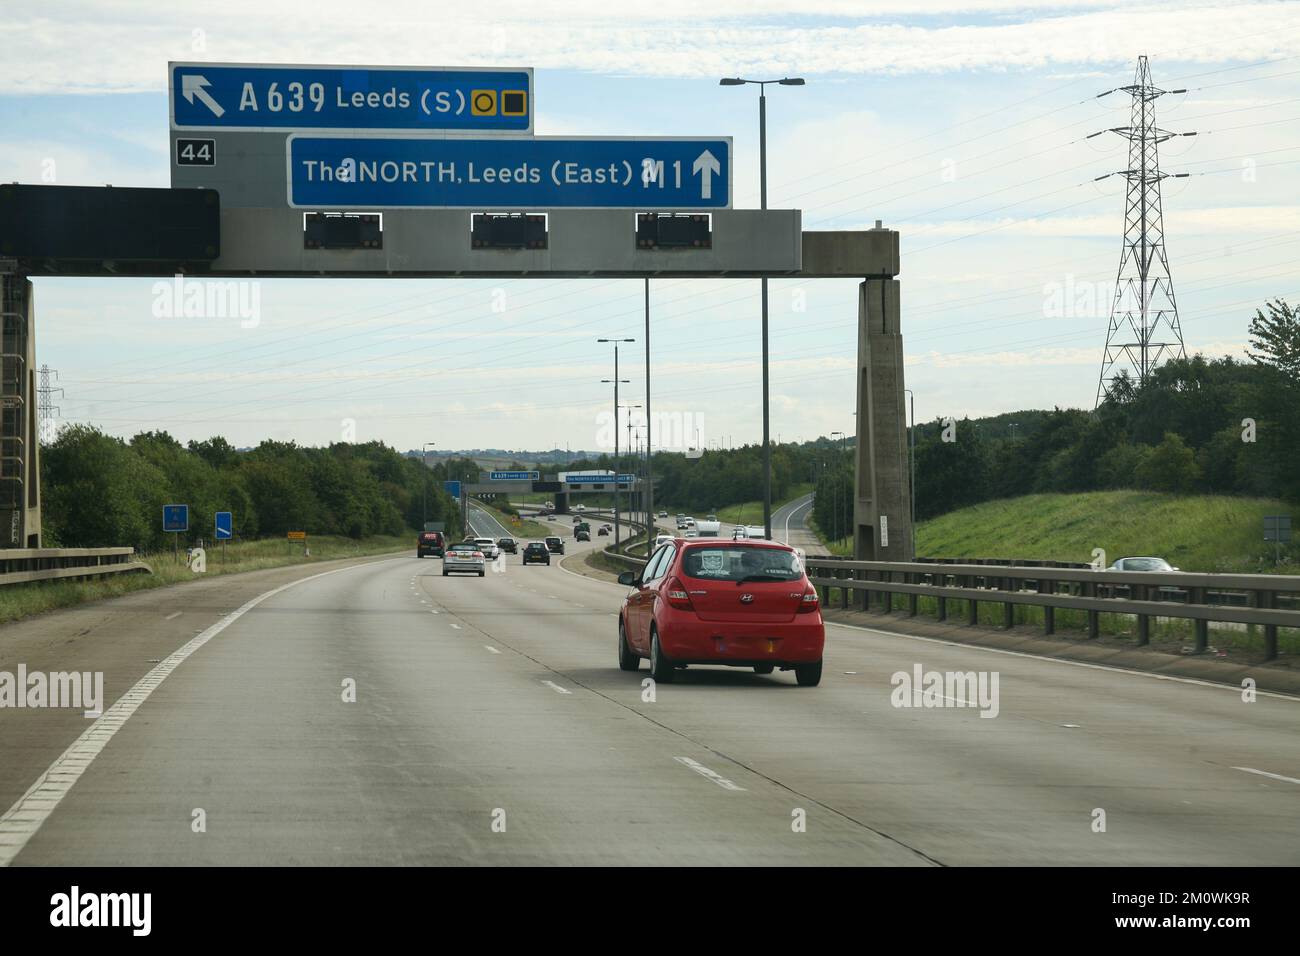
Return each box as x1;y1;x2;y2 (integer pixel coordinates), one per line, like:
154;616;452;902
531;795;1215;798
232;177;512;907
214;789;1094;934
0;559;392;867
1232;766;1300;785
826;619;1300;702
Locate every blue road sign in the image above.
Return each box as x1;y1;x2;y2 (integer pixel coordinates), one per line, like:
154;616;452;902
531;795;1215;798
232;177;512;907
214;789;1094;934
564;474;636;483
215;511;233;540
287;136;731;209
163;504;189;532
489;471;539;481
443;480;462;498
170;62;532;133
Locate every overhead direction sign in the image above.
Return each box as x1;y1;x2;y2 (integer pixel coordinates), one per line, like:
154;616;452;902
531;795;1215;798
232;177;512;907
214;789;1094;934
170;62;533;133
287;136;732;209
489;471;540;481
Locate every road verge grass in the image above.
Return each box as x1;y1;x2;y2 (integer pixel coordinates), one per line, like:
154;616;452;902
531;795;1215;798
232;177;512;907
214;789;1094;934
0;534;410;626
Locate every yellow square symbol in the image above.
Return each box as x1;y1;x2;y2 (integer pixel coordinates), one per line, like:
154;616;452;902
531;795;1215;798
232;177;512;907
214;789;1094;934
500;90;528;116
470;89;498;116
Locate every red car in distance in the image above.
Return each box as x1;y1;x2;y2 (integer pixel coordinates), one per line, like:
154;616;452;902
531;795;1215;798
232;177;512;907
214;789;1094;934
616;538;824;686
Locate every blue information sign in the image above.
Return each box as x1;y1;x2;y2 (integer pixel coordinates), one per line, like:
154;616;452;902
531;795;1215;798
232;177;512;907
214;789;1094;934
443;480;462;498
287;136;731;209
163;504;189;532
489;471;539;481
215;511;233;540
170;62;532;133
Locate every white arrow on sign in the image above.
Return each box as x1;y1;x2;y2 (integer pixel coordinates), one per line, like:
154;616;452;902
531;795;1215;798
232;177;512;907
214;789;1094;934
692;149;721;200
181;74;225;118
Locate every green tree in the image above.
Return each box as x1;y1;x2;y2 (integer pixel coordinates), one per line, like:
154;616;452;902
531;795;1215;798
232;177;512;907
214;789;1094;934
1135;433;1201;493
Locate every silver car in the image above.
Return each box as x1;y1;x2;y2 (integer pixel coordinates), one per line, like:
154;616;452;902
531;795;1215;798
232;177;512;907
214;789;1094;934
443;543;486;577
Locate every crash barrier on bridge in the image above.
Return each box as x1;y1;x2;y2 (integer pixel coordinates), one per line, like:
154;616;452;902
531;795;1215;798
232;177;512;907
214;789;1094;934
804;558;1300;661
0;547;151;587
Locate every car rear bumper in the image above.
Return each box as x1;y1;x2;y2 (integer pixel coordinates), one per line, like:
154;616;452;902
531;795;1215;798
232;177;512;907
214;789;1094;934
445;562;485;572
658;616;824;665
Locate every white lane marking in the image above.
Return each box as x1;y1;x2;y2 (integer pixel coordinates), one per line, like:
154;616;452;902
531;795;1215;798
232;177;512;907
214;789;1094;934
0;560;374;867
1233;766;1300;785
164;611;182;621
674;756;747;792
541;680;572;695
826;620;1300;702
449;623;462;630
484;645;501;654
430;609;439;614
1062;723;1081;728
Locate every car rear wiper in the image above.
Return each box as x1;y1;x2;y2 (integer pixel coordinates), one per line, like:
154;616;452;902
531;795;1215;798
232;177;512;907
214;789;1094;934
735;573;789;583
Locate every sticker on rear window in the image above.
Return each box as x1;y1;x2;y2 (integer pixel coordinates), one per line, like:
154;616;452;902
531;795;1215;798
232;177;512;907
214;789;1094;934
700;552;724;573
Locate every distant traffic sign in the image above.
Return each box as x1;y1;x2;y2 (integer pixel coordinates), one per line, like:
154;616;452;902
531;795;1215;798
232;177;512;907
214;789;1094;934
443;480;462;498
163;504;189;532
215;511;233;540
287;530;307;541
489;471;539;481
287;136;731;209
563;473;637;483
170;62;532;133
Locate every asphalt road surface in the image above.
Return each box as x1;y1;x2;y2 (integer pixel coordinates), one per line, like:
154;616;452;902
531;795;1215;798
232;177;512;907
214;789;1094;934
2;547;1296;865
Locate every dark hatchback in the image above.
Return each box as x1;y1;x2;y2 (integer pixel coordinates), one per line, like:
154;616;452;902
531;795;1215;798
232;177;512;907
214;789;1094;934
523;542;550;565
498;537;518;554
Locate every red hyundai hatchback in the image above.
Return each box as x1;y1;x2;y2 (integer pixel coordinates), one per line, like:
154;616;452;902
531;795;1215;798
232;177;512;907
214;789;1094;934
616;538;824;686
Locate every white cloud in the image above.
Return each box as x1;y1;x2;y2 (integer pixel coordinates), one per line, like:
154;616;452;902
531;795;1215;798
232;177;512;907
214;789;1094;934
5;3;1298;94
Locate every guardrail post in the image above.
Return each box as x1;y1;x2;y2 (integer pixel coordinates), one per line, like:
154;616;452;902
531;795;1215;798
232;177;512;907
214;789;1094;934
1082;578;1098;639
1191;587;1208;653
1258;590;1278;661
937;591;947;621
860;568;872;612
1134;584;1150;646
840;567;848;610
879;569;891;614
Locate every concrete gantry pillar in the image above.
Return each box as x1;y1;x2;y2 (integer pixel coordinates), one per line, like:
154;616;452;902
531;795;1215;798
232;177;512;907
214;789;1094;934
854;276;911;561
0;269;41;547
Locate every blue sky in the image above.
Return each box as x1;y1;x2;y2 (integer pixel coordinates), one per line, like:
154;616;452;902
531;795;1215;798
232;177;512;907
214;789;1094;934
4;1;1298;453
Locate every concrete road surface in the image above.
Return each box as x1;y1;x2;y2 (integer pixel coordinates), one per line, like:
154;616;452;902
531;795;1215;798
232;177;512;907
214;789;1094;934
2;549;1296;865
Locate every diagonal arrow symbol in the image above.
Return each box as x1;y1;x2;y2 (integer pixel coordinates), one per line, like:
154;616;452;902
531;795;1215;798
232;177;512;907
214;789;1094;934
692;149;721;200
181;74;225;118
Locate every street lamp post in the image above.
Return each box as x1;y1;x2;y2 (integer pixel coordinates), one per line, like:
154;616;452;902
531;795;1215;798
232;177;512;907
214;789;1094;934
831;430;845;548
903;389;916;559
599;336;635;546
622;402;642;537
421;442;436;528
720;75;804;543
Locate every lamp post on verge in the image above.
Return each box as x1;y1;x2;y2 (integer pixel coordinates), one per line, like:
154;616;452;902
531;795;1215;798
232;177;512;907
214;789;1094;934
720;74;804;543
599;336;635;546
903;389;916;559
421;442;436;528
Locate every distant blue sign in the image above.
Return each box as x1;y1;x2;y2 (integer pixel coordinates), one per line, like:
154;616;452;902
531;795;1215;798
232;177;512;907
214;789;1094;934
171;62;532;133
564;474;637;483
489;471;539;481
287;136;732;209
215;511;233;540
443;480;462;498
163;504;189;533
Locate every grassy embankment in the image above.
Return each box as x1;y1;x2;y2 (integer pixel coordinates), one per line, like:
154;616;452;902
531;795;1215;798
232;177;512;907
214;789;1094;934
0;534;410;626
813;491;1299;654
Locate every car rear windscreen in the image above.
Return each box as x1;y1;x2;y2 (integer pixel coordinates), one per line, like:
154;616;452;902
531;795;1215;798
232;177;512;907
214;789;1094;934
680;547;802;582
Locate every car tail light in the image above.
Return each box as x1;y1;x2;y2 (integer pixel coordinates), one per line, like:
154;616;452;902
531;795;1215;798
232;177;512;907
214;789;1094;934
796;587;820;613
473;551;484;559
664;576;695;611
